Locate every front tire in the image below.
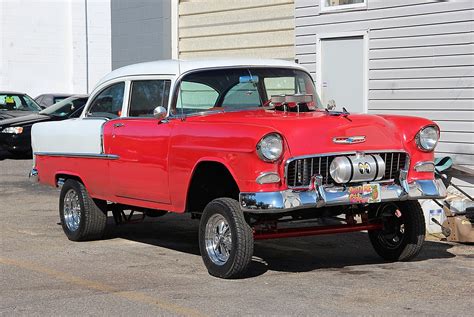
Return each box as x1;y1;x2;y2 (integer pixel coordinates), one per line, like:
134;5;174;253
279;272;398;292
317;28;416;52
59;179;107;241
368;201;425;261
199;198;254;279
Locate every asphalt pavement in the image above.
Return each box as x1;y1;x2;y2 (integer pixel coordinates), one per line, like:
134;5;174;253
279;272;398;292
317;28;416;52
1;158;473;316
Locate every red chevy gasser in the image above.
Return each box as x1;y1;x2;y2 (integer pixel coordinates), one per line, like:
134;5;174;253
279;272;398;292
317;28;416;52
30;59;447;278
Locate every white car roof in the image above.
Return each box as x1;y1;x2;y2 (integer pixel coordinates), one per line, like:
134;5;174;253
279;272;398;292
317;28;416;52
97;58;307;86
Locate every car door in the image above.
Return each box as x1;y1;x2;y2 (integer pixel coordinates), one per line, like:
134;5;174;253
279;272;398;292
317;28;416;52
108;79;173;204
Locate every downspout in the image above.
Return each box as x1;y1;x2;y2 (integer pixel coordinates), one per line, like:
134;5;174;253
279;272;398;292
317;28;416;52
84;0;89;93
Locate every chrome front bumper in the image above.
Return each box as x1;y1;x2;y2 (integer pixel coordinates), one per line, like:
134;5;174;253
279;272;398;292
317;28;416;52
239;179;447;213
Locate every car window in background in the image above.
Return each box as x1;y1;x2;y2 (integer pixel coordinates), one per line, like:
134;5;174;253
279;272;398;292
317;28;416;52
0;94;42;111
40;96;88;118
222;82;260;108
53;97;68;104
264;77;296;96
129;80;171;117
86;82;125;118
35;95;44;105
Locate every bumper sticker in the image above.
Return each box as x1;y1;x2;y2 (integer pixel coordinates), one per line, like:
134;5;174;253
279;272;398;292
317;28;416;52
348;184;381;204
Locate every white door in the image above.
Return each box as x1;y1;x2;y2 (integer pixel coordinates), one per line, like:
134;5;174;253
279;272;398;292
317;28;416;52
321;36;365;113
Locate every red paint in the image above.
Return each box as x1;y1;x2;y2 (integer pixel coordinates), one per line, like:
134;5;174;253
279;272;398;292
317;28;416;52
253;223;383;240
104;118;173;204
35;108;437;213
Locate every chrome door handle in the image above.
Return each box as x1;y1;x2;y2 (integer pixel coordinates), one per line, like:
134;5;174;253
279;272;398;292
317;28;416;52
113;123;124;128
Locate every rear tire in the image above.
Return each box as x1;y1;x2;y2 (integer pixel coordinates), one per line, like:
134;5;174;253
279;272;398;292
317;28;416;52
59;179;107;241
368;201;425;261
199;198;254;279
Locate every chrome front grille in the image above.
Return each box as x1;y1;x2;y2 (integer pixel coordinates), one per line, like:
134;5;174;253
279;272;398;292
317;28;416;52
286;152;408;188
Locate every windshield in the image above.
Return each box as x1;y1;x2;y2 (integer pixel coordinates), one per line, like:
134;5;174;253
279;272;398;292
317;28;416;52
40;96;88;117
0;93;42;112
173;67;321;115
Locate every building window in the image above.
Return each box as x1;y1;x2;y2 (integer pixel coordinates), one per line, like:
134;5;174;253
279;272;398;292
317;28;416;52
321;0;367;12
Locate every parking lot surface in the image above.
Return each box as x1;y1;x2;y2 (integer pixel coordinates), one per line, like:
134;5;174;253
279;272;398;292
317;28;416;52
1;158;473;316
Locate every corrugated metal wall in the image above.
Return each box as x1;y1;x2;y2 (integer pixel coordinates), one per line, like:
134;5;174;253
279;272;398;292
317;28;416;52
111;0;172;69
178;0;295;60
295;0;474;195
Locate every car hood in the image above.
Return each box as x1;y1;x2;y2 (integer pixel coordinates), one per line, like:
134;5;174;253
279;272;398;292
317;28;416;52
188;109;421;157
0;110;39;121
0;113;51;128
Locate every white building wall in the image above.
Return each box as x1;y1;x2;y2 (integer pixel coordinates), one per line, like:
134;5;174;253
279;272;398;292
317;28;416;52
0;0;111;98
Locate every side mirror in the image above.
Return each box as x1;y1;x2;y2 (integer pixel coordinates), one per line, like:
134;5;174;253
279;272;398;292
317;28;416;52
327;99;336;110
153;106;167;120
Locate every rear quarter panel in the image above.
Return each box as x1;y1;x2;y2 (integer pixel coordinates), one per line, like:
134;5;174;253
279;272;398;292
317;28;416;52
31;118;110;197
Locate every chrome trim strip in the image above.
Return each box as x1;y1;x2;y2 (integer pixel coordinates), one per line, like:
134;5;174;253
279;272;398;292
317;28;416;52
240;179;447;213
34;152;119;160
414;161;435;172
256;172;281;184
100;120;107;154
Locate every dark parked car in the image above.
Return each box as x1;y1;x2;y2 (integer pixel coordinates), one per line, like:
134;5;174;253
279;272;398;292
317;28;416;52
0;95;88;157
0;92;42;120
35;93;73;108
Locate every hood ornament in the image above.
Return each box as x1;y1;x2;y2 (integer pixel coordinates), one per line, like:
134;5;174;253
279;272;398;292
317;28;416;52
333;136;366;144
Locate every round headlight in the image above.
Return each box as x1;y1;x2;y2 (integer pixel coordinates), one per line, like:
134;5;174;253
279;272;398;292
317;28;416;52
256;133;283;162
416;125;439;152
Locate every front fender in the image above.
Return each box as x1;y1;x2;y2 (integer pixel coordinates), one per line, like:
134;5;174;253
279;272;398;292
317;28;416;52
378;114;439;181
168;121;286;211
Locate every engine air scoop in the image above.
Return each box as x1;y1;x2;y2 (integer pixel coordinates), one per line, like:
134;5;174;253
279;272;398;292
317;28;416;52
271;94;315;112
330;153;386;184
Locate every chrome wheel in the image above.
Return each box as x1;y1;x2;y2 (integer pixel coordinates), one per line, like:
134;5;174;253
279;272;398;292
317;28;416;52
205;214;232;265
63;189;81;232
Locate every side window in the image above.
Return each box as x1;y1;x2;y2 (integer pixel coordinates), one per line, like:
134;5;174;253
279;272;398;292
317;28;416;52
87;82;125;118
176;82;218;115
69;99;88;118
129;80;171;117
222;82;260;109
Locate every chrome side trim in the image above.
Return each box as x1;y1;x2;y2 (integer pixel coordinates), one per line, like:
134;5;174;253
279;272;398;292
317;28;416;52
239;179;447;213
100;120;107;154
34;152;119;160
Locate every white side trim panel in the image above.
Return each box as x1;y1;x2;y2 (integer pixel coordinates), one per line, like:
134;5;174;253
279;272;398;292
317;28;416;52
31;118;106;155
